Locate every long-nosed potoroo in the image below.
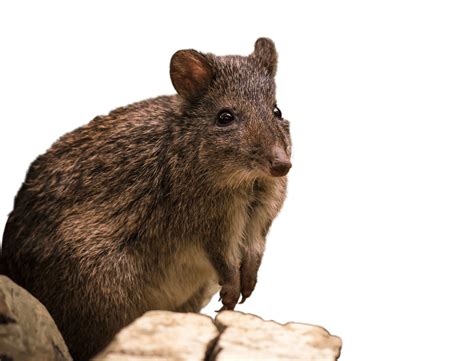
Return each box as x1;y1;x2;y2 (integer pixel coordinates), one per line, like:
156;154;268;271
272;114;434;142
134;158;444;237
1;38;292;361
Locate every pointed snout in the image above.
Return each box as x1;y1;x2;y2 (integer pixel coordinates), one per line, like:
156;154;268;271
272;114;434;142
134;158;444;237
269;146;292;177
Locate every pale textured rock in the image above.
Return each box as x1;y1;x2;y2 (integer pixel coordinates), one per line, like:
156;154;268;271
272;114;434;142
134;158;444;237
0;275;72;361
212;311;342;361
93;308;342;361
93;311;219;361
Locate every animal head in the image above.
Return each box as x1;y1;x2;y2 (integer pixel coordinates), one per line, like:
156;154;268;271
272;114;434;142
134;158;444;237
170;38;291;186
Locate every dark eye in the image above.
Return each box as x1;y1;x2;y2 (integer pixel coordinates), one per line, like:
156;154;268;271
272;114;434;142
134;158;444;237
217;109;235;127
273;105;282;119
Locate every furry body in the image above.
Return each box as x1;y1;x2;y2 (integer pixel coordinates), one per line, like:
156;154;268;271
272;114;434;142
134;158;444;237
1;39;291;360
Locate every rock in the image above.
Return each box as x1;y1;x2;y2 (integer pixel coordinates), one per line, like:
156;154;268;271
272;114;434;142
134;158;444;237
95;310;341;361
0;275;342;361
0;275;72;361
211;311;342;361
93;311;219;361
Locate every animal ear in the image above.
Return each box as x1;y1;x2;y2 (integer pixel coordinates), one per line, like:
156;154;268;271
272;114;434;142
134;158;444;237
170;50;214;100
251;37;278;77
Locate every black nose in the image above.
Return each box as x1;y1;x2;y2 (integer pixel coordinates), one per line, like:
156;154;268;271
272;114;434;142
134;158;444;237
269;146;292;177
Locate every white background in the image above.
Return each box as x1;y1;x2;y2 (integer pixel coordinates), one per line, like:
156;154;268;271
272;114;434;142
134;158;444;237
1;1;473;360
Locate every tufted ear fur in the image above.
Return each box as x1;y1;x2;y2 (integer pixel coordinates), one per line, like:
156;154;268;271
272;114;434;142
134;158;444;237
170;50;214;101
251;38;278;77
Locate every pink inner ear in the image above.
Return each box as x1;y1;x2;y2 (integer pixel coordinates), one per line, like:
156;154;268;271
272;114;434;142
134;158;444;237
171;50;213;99
189;59;211;87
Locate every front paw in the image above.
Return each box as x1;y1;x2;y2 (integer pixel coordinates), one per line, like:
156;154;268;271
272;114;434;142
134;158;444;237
218;282;241;311
239;258;258;304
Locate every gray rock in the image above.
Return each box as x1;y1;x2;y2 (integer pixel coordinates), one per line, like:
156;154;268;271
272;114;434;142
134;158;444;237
212;311;342;361
0;275;72;361
93;311;219;361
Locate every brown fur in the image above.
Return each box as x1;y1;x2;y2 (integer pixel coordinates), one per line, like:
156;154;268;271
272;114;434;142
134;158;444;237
1;38;291;361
